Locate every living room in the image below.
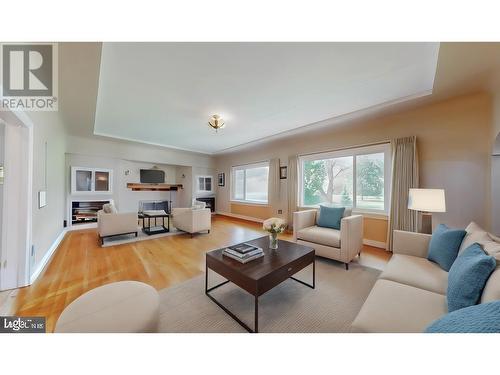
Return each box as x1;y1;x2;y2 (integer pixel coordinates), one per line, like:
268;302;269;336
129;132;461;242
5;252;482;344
1;2;500;374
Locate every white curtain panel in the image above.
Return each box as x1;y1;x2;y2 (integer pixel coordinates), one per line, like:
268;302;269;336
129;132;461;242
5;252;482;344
268;158;280;207
287;155;298;229
387;136;419;251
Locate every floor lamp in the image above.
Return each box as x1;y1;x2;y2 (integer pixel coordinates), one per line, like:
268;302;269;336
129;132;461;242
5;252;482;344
408;188;446;234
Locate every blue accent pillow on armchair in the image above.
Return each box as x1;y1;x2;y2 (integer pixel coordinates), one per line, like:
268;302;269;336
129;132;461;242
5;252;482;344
426;300;500;333
427;224;466;271
317;206;345;230
447;243;496;312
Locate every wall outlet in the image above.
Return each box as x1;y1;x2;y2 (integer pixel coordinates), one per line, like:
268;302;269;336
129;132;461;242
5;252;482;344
277;209;283;214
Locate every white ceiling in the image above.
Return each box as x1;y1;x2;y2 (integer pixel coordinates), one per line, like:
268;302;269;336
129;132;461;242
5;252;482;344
93;42;440;154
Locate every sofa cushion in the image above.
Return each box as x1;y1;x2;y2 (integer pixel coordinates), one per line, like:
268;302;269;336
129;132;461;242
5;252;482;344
427;224;466;271
317;206;345;230
296;225;341;248
380;254;448;295
447;243;496;312
425;300;500;333
481;267;500;303
351;279;447;333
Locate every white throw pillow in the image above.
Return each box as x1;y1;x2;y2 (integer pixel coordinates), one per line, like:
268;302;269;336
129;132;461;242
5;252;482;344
459;222;491;254
102;203;117;214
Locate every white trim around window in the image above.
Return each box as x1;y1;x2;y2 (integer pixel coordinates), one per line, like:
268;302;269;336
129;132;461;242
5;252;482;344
196;175;214;193
230;161;270;205
298;143;392;214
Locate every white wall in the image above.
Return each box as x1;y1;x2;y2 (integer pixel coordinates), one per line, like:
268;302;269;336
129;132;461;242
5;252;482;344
175;166;193;208
0;123;4;251
28;111;67;275
66;153;187;220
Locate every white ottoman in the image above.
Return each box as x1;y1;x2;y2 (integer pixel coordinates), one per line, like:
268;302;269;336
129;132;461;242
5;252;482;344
55;281;160;333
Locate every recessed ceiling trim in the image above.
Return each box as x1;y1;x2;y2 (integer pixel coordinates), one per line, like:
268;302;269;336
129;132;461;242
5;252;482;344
93;130;214;155
214;88;434;155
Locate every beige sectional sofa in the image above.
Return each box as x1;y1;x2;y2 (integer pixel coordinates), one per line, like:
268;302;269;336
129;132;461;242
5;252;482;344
351;224;500;333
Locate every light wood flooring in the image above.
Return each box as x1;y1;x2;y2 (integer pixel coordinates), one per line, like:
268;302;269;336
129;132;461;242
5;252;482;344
10;215;391;332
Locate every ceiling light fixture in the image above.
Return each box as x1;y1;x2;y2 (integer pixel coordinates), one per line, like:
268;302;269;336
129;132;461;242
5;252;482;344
208;114;225;132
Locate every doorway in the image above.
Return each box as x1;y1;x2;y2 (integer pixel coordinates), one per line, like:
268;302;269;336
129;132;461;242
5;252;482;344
0;111;33;291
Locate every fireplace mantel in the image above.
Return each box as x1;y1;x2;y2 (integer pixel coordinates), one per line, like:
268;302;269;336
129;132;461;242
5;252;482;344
126;183;183;191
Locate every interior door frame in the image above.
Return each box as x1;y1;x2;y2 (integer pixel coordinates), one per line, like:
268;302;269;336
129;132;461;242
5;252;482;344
0;110;33;291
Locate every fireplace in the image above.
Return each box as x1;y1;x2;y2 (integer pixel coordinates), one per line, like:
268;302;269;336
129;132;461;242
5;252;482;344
196;197;215;212
139;200;169;214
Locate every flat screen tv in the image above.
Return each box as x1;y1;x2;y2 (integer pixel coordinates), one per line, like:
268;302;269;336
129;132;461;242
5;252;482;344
140;169;165;184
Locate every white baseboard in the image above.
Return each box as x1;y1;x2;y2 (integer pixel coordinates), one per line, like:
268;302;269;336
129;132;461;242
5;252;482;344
216;211;264;223
363;239;387;249
30;229;67;284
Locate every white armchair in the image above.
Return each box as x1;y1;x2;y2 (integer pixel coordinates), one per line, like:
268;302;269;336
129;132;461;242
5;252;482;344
97;210;139;245
293;209;363;269
171;208;211;237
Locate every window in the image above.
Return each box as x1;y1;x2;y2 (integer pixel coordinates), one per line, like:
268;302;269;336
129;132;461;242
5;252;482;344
231;162;269;204
299;144;391;213
197;176;213;193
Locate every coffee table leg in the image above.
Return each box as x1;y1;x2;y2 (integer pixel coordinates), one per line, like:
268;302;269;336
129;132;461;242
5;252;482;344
290;260;315;289
205;261;208;293
254;296;259;333
313;259;315;289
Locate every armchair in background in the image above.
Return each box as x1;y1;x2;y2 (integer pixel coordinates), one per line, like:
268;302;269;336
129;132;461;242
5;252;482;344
172;205;211;237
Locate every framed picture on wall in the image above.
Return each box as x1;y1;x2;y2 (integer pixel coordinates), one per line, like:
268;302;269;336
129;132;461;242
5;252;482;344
280;166;287;179
218;173;225;187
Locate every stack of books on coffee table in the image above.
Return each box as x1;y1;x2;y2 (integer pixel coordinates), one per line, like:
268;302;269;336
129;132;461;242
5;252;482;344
223;243;264;263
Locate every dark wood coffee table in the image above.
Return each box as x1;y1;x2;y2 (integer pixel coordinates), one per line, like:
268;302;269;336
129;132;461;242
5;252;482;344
205;236;315;333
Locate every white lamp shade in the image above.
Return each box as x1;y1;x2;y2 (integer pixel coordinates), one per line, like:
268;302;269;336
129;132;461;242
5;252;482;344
408;188;446;212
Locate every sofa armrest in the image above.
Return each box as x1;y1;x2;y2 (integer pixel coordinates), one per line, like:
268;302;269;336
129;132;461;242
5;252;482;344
340;215;363;263
392;230;431;258
293;210;317;241
171;207;191;217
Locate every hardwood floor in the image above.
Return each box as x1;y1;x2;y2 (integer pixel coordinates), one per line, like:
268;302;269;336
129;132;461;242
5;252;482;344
12;215;391;332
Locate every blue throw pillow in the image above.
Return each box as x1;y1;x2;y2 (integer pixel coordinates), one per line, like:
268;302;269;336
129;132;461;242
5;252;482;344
447;243;496;312
426;300;500;333
317;206;345;230
427;224;466;271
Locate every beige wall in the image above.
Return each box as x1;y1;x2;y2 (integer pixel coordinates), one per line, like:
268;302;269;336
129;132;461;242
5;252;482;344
491;89;500;234
363;217;388;243
230;203;274;220
215;92;493;234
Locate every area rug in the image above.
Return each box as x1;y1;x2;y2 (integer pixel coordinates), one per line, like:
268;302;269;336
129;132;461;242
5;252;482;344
158;258;380;333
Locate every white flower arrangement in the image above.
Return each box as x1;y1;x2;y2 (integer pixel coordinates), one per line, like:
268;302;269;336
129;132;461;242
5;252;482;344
263;217;287;234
